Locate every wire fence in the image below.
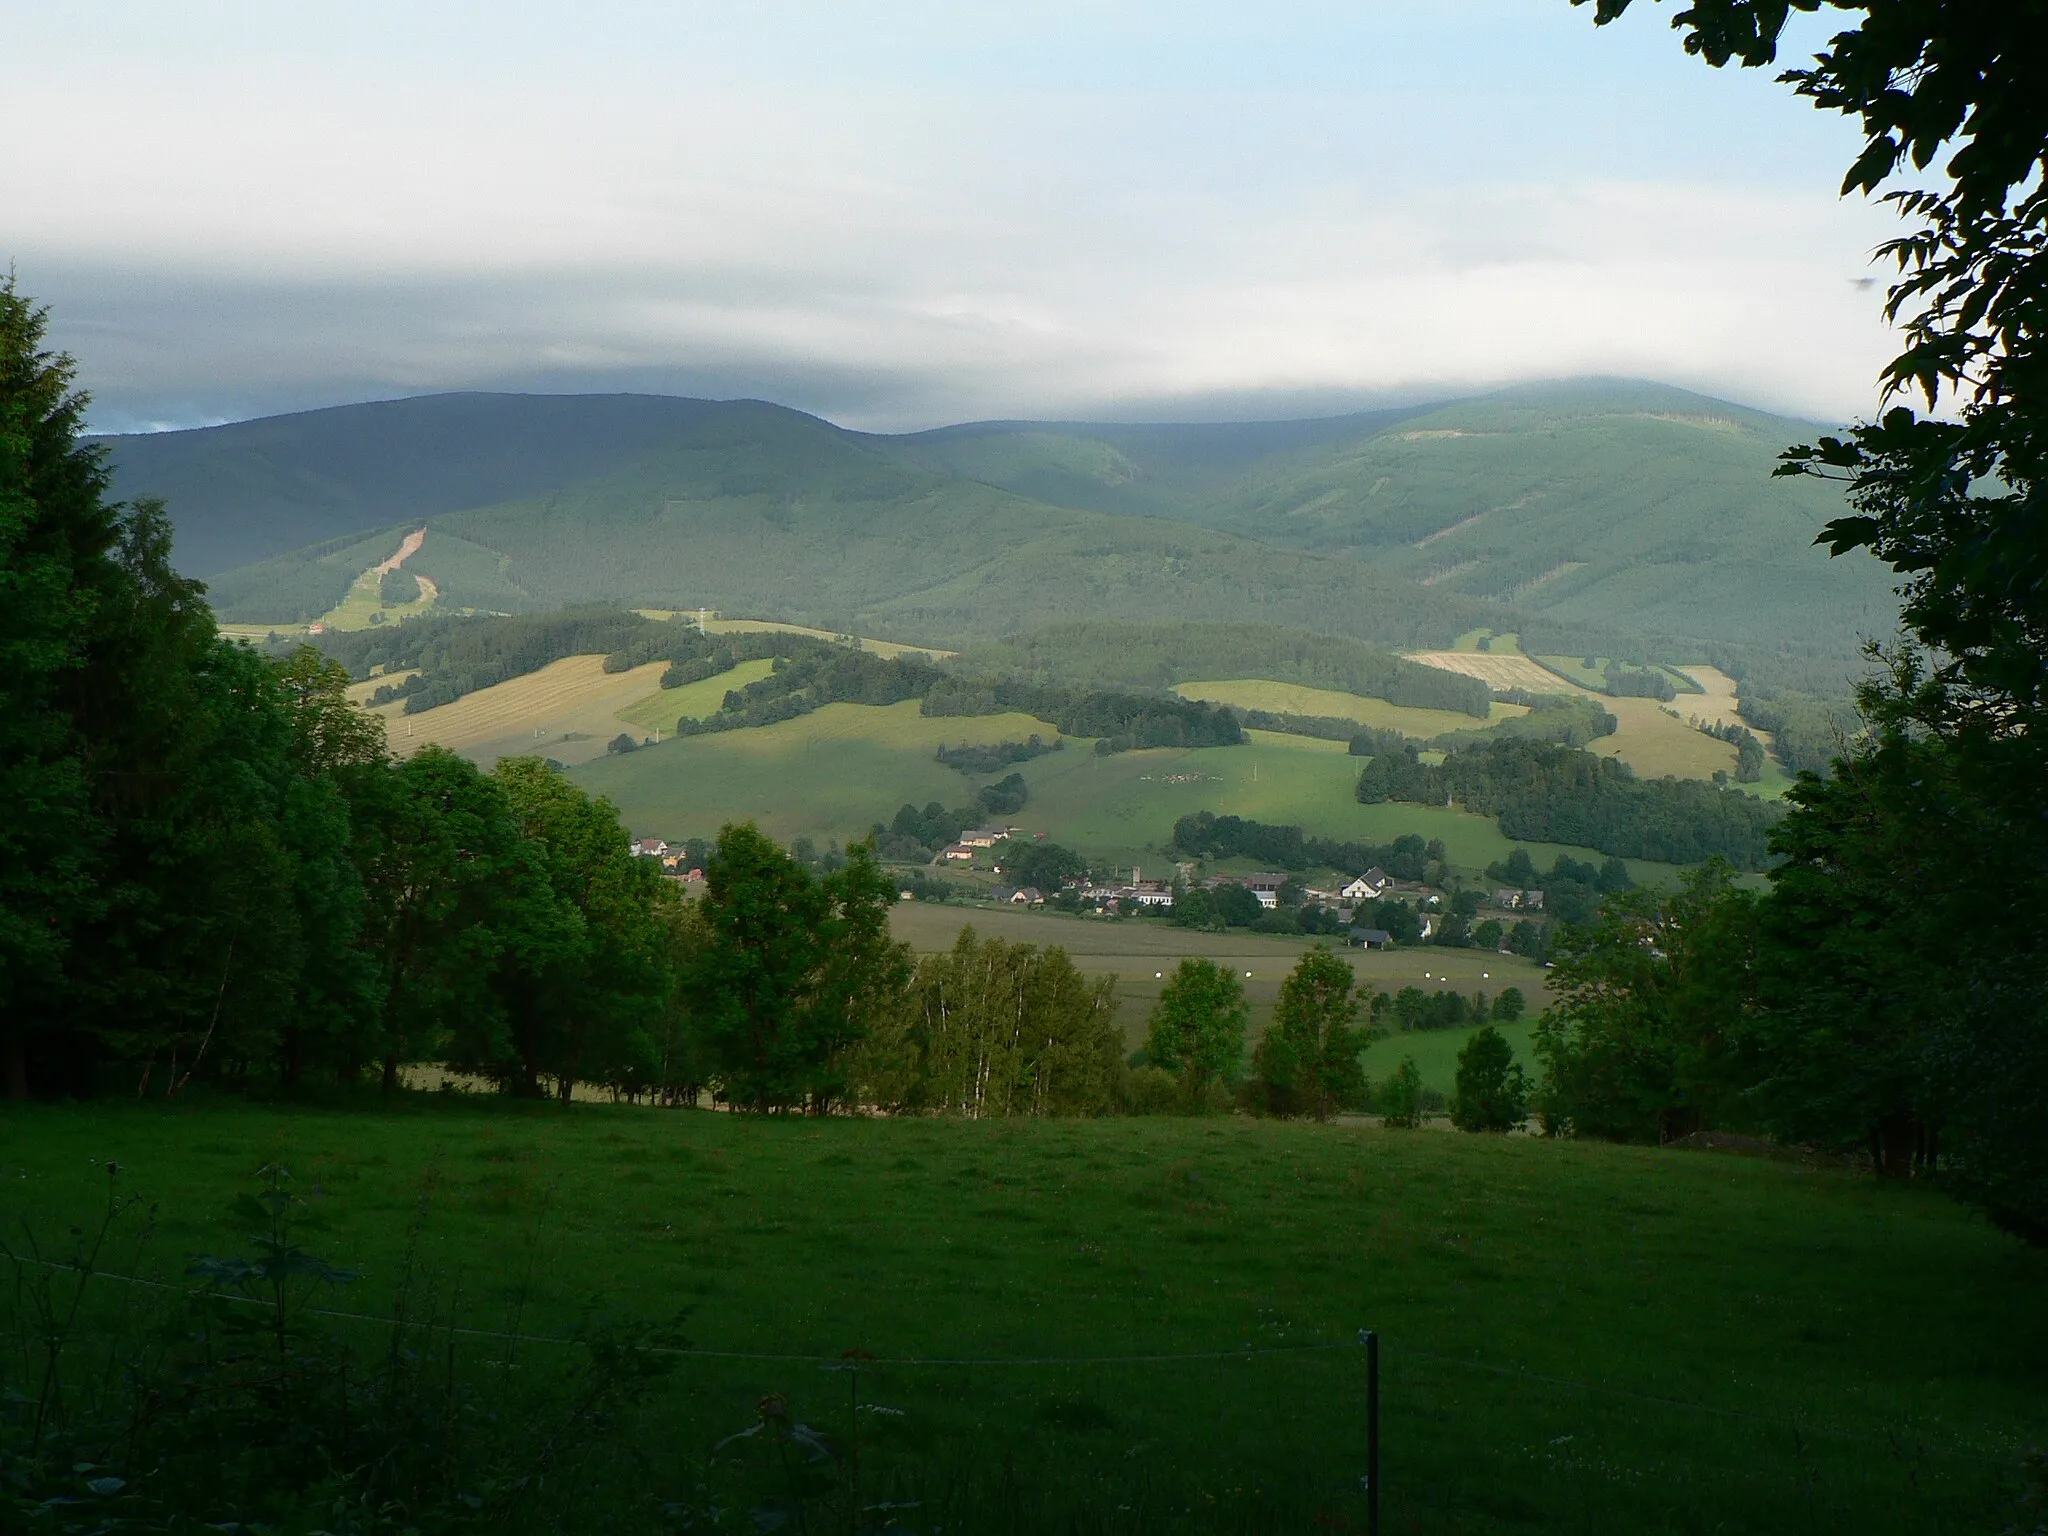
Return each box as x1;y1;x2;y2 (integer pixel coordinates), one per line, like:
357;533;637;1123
6;1253;2028;1533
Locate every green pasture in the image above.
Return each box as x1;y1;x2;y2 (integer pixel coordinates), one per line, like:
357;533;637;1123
613;658;778;733
574;701;1054;845
1450;629;1525;653
576;706;1678;881
1010;728;1675;879
4;1101;2039;1532
1170;678;1527;737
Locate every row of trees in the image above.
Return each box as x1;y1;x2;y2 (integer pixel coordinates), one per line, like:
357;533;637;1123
1170;812;1441;881
658;640;1249;755
1356;738;1780;869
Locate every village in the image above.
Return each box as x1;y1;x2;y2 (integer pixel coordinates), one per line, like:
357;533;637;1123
624;825;1551;954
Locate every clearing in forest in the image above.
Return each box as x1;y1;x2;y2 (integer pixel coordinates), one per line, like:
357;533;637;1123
315;528;438;632
1407;650;1744;783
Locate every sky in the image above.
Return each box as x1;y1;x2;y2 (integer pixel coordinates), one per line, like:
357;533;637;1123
5;1;1903;434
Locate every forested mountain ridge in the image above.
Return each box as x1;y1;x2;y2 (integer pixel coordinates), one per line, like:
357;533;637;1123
110;379;1895;664
200;402;1507;649
93;392;752;576
881;379;1901;656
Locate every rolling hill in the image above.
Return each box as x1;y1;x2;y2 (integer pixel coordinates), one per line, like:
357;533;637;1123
93;392;746;577
881;379;1901;657
108;379;1897;668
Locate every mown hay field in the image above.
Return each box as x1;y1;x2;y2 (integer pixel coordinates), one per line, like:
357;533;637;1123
374;656;670;765
1404;650;1567;694
5;1101;2040;1533
1170;678;1529;737
1406;651;1747;784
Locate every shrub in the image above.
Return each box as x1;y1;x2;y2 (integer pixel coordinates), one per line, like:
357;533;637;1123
1451;1025;1529;1132
1379;1057;1426;1128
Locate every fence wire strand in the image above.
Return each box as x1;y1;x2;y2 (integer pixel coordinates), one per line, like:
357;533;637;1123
7;1256;2015;1467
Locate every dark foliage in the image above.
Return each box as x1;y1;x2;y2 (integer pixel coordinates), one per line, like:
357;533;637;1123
1347;724;1412;757
1431;693;1618;751
667;639;1247;753
1451;1025;1530;1132
304;606;657;712
1359;738;1781;869
1170;811;1433;882
935;735;1062;774
948;621;1492;716
1603;663;1679;700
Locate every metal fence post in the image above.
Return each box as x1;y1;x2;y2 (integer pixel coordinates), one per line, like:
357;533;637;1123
1364;1328;1380;1536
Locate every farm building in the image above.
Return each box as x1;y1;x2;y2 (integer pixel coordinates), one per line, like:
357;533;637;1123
1340;868;1392;901
1242;872;1289;910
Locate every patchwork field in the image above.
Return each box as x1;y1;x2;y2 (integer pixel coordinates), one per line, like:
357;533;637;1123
374;655;670;765
1170;678;1528;737
1405;651;1751;784
577;707;1679;882
6;1102;2039;1532
575;700;1059;844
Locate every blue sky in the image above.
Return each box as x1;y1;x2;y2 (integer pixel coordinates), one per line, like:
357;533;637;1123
5;1;1899;432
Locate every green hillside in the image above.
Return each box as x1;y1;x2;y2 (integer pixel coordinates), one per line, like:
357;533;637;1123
96;392;742;576
884;380;1900;657
172;381;1894;673
572;704;1674;879
215;401;1499;648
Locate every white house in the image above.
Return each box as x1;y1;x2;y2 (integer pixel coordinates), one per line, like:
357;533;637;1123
631;838;670;859
941;842;976;862
1340;868;1392;902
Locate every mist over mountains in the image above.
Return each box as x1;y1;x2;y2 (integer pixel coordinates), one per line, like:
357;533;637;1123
97;378;1898;667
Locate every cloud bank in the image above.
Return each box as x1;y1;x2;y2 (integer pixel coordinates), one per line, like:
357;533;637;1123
8;1;1901;432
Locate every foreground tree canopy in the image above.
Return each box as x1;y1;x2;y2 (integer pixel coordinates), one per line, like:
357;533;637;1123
1563;2;2048;1238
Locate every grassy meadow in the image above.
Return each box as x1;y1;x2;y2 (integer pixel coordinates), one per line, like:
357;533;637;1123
4;1099;2040;1533
614;657;779;732
575;700;1059;843
575;710;1680;881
